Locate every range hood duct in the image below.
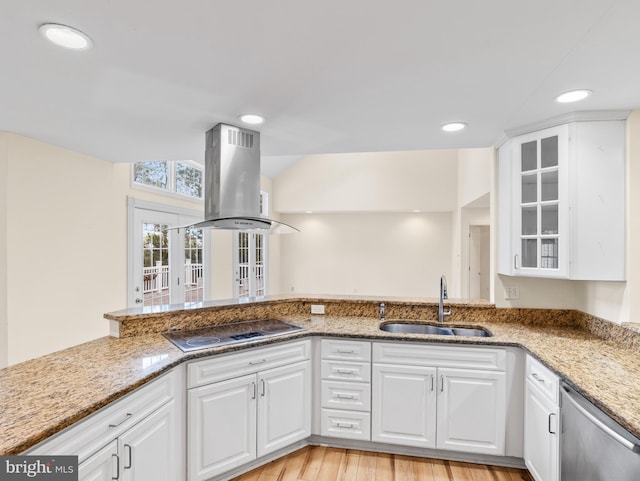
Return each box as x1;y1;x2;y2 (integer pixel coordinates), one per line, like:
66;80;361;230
189;123;298;233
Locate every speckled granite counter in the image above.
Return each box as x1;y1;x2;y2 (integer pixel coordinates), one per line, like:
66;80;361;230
2;297;640;456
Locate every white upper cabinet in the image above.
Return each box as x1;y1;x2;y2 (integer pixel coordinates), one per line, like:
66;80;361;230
498;115;626;280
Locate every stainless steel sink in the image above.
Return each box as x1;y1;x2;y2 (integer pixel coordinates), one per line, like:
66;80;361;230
379;322;491;337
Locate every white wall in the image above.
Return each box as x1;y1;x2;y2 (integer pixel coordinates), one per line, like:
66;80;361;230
4;133;124;365
279;212;453;297
274;149;458;213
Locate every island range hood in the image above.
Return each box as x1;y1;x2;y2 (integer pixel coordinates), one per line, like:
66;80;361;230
189;123;298;234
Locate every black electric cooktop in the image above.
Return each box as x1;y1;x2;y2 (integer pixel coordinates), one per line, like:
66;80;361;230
163;319;305;352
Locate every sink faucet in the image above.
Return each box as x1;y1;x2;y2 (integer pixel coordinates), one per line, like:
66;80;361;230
438;275;451;323
379;303;385;320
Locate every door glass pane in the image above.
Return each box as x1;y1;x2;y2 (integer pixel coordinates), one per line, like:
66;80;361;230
541;205;558;235
142;223;170;306
521;141;537;172
521;173;537;203
184;227;204;303
541;136;558;168
522;239;537;268
541;239;558;269
541;170;558;201
255;233;265;297
237;232;250;297
522;206;537;236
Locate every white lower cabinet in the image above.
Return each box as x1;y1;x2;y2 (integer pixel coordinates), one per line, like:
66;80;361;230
371;342;507;456
77;441;118;481
187;340;311;481
524;355;559;481
436;368;506;454
371;363;437;448
319;339;372;441
27;369;184;481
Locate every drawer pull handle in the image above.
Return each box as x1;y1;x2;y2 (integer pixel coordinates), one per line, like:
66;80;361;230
337;349;355;354
336;369;356;374
336;422;355;429
249;359;267;366
532;373;545;383
336;394;355;399
109;413;132;428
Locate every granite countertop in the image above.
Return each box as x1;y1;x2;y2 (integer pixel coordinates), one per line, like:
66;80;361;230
1;313;640;455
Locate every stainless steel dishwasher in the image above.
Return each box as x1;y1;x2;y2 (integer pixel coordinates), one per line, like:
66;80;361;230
561;382;640;480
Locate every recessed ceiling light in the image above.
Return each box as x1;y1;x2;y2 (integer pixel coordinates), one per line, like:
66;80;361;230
442;122;467;132
239;114;265;125
39;23;93;50
555;89;592;103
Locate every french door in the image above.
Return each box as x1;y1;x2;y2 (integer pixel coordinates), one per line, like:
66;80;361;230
233;231;268;298
129;202;208;307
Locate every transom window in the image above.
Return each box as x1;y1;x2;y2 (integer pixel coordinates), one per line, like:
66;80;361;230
132;160;203;200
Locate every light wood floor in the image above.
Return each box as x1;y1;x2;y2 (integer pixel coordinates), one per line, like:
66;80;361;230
232;446;533;481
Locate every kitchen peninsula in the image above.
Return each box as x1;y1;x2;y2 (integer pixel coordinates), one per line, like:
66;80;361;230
1;295;639;474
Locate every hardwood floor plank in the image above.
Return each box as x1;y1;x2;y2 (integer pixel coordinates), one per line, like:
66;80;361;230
394;455;416;481
336;450;360;481
374;453;395;481
411;456;435;481
354;450;377;481
317;448;345;481
430;459;454;481
462;462;494;481
278;447;311;481
448;461;475;481
485;465;515;481
298;446;327;481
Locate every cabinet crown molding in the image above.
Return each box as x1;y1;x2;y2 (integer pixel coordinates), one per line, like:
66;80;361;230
503;110;631;139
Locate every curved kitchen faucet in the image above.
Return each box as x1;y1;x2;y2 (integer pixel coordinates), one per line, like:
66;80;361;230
438;275;451;323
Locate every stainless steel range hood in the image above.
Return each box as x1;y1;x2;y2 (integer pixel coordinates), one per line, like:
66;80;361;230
190;123;298;233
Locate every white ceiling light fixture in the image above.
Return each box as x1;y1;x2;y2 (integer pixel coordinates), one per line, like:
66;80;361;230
39;23;93;50
441;122;467;132
238;114;265;125
555;89;592;103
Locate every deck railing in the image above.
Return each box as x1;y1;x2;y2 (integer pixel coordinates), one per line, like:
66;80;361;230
143;262;203;293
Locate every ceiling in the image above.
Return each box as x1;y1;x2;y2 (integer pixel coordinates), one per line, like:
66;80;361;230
2;0;639;178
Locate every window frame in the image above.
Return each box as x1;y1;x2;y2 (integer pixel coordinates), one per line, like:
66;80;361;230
131;160;204;202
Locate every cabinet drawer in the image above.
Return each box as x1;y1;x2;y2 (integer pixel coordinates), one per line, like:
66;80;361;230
526;355;559;404
321;380;371;412
321;339;371;361
321;409;371;441
27;369;177;462
373;342;506;371
188;339;310;388
321;360;371;382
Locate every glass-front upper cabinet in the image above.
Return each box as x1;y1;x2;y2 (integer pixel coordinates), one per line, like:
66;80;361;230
515;125;568;277
498;116;626;281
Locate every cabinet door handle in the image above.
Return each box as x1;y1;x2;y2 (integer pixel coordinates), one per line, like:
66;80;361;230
514;254;519;270
251;381;256;399
249;359;267;366
548;413;557;435
108;413;132;428
124;444;132;470
430;375;434;392
261;378;266;397
440;375;445;392
111;454;119;480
